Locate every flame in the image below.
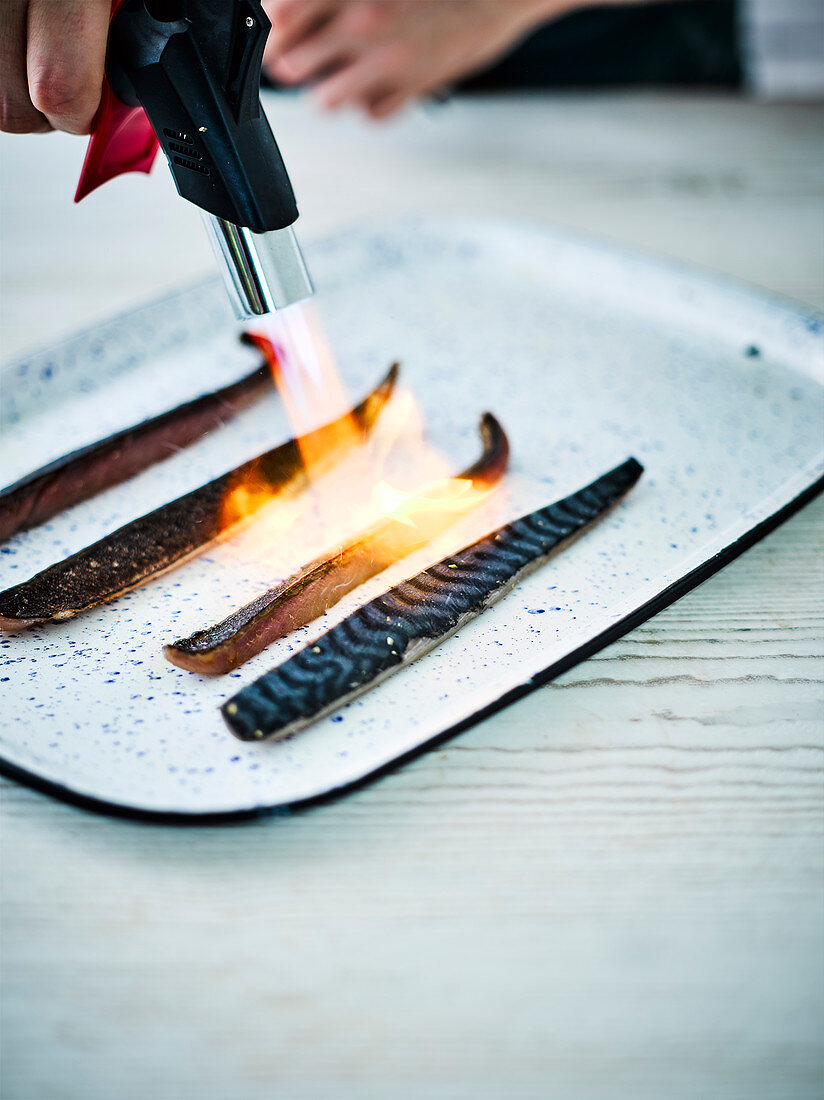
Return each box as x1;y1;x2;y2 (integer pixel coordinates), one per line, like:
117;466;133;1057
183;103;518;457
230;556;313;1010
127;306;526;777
225;300;497;573
220;481;267;532
247;302;362;475
361;476;496;572
220;476;304;537
375;478;485;528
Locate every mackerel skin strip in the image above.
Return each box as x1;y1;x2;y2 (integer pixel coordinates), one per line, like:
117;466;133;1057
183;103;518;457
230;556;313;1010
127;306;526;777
0;366;398;631
0;362;272;544
222;457;643;742
166;412;509;675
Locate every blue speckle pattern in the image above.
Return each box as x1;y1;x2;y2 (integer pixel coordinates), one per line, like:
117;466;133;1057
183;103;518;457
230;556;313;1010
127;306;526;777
1;280;230;429
0;217;822;814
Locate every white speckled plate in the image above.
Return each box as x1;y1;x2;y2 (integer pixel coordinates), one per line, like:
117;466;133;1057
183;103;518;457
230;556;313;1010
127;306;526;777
1;217;822;818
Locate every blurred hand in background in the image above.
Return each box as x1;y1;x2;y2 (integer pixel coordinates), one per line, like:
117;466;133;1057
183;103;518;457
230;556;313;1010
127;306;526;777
262;0;578;118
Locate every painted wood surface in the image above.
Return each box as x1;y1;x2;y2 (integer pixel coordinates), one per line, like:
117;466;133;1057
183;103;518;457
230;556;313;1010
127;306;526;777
1;93;822;1099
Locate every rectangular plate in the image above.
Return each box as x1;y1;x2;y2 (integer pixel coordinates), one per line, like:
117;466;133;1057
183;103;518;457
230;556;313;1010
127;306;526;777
1;217;822;818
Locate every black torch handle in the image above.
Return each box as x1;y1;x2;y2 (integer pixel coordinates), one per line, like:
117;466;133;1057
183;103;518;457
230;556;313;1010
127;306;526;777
107;0;298;233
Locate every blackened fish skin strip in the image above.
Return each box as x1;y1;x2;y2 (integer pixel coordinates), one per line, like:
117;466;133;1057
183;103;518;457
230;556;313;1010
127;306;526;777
0;366;398;631
0;361;273;544
165;412;509;675
222;457;643;742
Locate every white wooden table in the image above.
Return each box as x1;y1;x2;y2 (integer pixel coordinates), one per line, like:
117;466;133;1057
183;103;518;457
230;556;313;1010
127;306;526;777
1;93;822;1100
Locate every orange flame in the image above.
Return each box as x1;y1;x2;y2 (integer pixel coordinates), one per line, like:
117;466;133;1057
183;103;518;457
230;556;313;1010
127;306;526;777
246;303;362;475
375;477;485;528
228;301;498;571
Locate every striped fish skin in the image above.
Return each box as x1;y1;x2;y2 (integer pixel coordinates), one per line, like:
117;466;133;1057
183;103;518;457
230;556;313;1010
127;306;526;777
222;457;643;742
0;365;398;631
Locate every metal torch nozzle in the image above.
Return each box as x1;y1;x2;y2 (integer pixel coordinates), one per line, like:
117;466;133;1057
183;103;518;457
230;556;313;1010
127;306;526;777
203;214;314;321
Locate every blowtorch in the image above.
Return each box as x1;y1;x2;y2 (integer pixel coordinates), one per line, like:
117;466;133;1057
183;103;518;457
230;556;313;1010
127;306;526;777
76;0;313;320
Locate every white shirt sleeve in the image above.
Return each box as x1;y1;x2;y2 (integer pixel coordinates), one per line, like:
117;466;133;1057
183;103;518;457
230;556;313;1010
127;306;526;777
739;0;824;98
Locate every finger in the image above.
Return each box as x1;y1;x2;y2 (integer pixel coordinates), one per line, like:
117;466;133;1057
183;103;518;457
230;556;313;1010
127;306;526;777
366;90;410;121
313;45;408;110
271;18;355;84
312;64;396;112
0;0;50;133
264;0;338;60
27;0;110;134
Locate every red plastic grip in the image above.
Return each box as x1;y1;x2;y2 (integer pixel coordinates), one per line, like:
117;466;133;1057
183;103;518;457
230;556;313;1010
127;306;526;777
74;0;160;202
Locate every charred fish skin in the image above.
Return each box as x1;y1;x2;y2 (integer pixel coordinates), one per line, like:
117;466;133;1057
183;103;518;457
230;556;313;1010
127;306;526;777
0;366;399;632
0;363;272;544
222;457;643;742
165;412;510;676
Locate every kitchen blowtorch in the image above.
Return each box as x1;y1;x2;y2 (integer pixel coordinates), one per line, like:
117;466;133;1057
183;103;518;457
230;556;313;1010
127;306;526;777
76;0;313;320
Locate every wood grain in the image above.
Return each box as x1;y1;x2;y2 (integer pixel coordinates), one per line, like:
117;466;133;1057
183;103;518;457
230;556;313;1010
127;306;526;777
1;94;822;1100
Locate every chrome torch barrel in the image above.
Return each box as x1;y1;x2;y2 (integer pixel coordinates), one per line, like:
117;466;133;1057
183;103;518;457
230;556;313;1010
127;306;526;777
203;215;314;320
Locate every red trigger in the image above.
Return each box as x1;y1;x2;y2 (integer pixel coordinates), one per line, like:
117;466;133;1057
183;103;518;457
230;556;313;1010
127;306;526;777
74;0;159;202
